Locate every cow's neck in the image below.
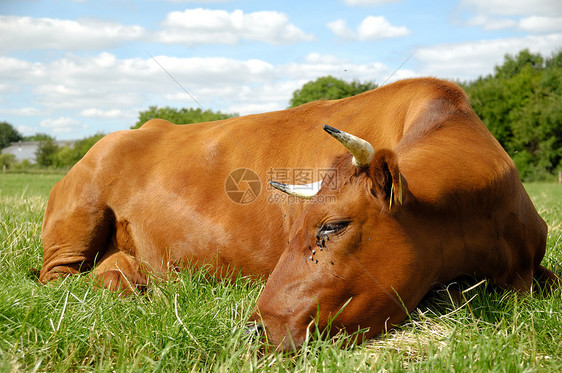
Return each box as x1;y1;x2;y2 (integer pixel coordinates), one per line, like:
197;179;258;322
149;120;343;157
402;170;532;290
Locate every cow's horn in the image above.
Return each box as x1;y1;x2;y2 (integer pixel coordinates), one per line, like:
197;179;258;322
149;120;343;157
323;124;374;167
270;180;322;199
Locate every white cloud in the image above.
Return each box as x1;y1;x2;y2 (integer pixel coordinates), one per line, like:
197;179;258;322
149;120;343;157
40;117;87;133
80;108;129;119
0;50;415;126
222;82;302;115
415;33;562;81
328;16;410;40
0;83;13;94
460;0;562;17
0;107;44;116
158;52;412;114
466;15;562;33
304;53;348;65
327;20;355;39
0;16;144;50
461;0;562;32
358;16;410;39
16;125;38;136
343;0;403;5
279;53;415;83
0;56;44;94
0;52;281;119
0;11;314;52
148;55;276;86
156;8;314;45
519;16;562;33
466;15;517;30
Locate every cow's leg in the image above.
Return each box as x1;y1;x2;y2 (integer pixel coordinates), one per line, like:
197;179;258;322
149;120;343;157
39;205;115;284
92;244;148;295
502;265;560;295
533;265;560;295
39;166;117;284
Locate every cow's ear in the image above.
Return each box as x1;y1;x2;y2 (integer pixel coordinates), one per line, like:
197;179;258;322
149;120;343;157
369;149;409;212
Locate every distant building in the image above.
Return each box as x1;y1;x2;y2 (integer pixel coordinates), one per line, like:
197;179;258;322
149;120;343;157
1;140;73;163
2;141;39;162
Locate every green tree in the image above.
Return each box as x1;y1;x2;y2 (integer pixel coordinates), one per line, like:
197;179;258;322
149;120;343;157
0;121;23;149
52;133;105;169
25;133;53;141
73;133;105;160
131;106;236;129
289;76;378;107
464;49;562;181
35;135;59;167
13;159;32;171
53;145;77;169
0;153;16;170
494;49;544;79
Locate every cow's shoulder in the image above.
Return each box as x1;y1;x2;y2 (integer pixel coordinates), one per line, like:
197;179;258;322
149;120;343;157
75;124;164;174
393;77;469;103
139;118;175;130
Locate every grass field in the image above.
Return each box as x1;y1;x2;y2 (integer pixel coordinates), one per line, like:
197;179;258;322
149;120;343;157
0;173;561;372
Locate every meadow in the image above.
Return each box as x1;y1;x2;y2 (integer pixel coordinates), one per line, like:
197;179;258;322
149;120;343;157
0;173;561;372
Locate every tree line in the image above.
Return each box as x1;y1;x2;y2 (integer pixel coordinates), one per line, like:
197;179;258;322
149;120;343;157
1;49;560;180
462;50;561;181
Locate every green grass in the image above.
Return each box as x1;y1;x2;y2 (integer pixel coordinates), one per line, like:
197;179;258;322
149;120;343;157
0;173;64;197
1;174;561;372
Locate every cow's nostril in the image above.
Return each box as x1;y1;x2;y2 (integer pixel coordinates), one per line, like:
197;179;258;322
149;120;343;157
244;322;264;338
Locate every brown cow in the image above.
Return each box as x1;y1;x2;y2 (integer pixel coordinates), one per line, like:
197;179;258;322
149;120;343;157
39;78;556;351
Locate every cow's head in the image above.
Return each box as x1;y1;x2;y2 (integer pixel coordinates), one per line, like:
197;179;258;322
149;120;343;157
251;125;430;351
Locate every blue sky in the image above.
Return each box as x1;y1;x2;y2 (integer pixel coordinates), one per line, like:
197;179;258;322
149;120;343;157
1;0;561;140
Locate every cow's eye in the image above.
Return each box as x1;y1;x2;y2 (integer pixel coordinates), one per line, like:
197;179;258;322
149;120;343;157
319;221;350;236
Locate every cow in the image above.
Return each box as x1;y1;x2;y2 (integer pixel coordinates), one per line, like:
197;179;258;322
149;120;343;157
39;77;557;351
